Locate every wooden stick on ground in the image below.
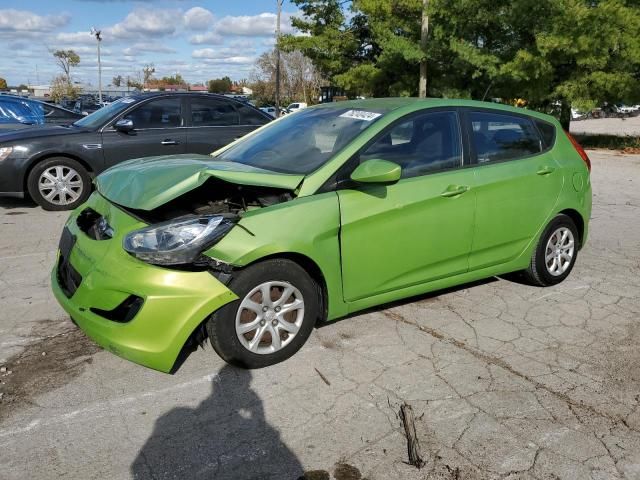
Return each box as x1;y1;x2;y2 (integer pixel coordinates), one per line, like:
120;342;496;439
399;402;425;469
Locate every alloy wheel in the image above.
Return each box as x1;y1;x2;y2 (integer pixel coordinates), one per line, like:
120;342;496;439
545;227;575;276
38;165;83;206
235;281;305;355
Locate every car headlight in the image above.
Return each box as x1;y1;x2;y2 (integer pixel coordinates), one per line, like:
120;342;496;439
0;147;13;161
123;215;237;266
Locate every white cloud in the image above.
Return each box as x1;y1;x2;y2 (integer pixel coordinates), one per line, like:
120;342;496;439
0;9;69;32
183;7;214;30
122;43;176;56
105;8;178;39
192;48;254;65
189;31;223;45
54;31;94;44
214;12;296;37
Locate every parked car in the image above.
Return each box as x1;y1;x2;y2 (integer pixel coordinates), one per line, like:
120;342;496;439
51;98;592;373
0;96;82;131
286;102;308;112
0;92;271;210
259;106;288;118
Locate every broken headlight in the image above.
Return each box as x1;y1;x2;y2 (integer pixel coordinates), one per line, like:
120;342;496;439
123;215;237;266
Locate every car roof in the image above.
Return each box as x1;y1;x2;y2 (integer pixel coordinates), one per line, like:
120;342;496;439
313;97;557;123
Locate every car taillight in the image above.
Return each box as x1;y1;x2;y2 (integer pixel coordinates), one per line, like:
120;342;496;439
564;130;591;173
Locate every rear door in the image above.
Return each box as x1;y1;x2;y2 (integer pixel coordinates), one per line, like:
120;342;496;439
186;97;269;154
465;109;564;270
101;96;187;168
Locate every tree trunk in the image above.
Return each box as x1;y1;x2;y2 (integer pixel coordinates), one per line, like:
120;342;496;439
418;0;429;98
560;100;571;131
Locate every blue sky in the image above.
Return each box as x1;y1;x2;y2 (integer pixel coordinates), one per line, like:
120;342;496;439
0;0;299;87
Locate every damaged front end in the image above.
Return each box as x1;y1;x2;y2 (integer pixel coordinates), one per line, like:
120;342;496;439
96;155;302;271
50;156;305;372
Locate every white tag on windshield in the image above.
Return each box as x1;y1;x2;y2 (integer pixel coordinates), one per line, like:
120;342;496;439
339;110;382;121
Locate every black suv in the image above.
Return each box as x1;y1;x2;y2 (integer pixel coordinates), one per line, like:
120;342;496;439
0;93;271;210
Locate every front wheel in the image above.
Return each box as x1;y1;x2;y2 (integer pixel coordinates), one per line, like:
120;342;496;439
27;157;91;211
207;259;320;368
524;214;579;286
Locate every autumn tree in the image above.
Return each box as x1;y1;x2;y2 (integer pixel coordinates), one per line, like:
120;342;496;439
0;77;7;90
50;75;82;102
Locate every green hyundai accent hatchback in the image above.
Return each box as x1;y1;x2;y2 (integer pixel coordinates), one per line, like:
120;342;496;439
51;98;592;372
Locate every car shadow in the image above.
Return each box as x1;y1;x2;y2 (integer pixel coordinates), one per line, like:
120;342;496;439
130;364;304;480
317;277;500;328
0;197;37;210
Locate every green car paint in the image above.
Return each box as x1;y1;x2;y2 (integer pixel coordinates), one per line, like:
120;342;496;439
51;193;238;372
96;154;304;210
51;98;592;372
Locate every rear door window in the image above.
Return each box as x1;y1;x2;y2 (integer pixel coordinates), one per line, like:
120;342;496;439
469;111;542;163
535;120;556;150
190;98;239;126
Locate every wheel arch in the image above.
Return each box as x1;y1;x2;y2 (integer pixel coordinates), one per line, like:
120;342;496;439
24;152;95;194
242;252;329;325
558;208;585;248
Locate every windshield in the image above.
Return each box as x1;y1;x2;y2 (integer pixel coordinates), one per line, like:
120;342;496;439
216;106;389;174
73;97;135;129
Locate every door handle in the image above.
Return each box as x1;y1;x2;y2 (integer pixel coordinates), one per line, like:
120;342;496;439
537;166;555;175
440;185;469;197
161;139;179;146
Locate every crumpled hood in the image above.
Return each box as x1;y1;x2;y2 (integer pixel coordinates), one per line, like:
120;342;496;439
95;154;304;211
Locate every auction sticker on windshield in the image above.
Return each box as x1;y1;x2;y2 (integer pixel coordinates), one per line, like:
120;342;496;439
339;110;382;121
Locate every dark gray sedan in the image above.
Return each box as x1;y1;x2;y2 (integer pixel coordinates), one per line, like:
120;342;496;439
0;92;271;210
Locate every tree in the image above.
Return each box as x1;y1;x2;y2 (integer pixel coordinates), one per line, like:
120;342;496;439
112;75;123;87
49;75;82;102
160;73;187;86
0;77;7;90
53;50;80;84
207;76;233;93
284;0;640;128
142;64;155;87
250;49;321;105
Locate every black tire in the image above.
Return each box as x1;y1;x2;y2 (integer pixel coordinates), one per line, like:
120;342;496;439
523;214;579;287
207;259;320;368
27;157;91;211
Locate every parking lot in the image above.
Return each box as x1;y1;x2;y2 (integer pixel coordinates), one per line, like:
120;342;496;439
0;150;639;479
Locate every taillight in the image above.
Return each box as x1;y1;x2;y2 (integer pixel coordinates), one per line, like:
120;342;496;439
564;130;591;173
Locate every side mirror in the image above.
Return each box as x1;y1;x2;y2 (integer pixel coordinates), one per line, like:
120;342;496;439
114;118;134;132
350;159;401;184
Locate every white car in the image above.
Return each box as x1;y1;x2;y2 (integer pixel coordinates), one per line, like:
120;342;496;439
286;102;307;112
259;106;288;118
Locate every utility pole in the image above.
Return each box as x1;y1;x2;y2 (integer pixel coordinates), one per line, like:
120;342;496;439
274;0;283;117
418;0;429;98
91;27;103;104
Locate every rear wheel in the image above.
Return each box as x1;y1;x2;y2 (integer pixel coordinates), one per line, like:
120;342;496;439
207;259;319;368
27;157;91;211
524;214;579;286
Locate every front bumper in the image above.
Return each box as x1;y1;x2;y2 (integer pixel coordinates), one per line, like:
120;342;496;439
51;193;238;373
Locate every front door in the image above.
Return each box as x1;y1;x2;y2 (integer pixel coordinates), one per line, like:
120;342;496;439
338;110;476;302
101;97;186;168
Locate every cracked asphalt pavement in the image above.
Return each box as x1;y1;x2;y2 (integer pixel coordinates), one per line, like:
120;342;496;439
0;150;639;480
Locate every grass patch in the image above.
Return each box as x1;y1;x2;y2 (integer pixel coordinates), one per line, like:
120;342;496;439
574;134;640;153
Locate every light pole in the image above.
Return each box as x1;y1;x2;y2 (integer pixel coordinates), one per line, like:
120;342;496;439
274;0;282;118
90;27;103;104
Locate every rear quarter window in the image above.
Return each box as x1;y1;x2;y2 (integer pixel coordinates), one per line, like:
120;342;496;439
237;104;270;126
535;120;556;150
